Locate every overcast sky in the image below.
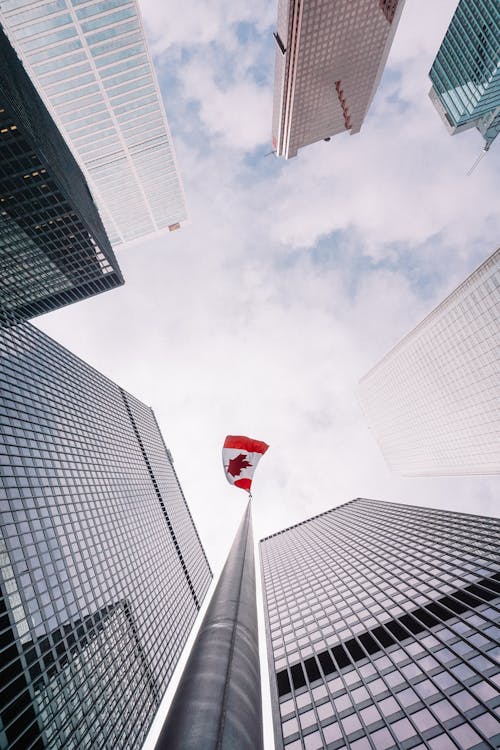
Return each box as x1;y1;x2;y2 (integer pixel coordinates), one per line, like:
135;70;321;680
35;1;498;744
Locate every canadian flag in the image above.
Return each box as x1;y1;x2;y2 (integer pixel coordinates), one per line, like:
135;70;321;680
222;435;269;492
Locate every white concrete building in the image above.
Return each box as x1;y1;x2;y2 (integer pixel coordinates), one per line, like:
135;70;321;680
358;248;500;476
272;0;406;158
1;0;187;245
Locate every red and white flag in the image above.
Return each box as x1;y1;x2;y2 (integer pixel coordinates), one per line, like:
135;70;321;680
222;435;269;493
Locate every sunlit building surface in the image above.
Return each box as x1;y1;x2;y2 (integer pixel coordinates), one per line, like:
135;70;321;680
260;498;500;750
429;0;500;151
0;0;187;246
271;0;406;158
0;322;212;749
358;248;500;476
0;24;122;327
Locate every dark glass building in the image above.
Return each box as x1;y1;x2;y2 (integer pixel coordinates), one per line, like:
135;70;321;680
428;0;500;150
260;498;500;750
0;322;212;749
0;25;123;327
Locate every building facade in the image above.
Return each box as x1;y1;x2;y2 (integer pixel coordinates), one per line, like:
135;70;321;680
0;322;212;750
357;247;500;477
429;0;500;151
260;498;500;750
271;0;406;158
0;24;123;327
0;0;187;245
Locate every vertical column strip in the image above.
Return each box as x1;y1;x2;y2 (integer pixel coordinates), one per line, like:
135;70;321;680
120;388;199;609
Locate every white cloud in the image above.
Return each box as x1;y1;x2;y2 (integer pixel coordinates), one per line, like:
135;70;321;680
178;55;273;150
139;0;274;54
37;0;500;562
264;94;499;257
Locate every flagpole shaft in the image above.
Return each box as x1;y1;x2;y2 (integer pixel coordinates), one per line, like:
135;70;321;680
154;501;263;750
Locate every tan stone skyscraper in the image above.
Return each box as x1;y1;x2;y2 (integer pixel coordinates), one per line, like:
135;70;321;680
271;0;406;158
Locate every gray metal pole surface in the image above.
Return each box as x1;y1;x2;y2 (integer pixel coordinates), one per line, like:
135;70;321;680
154;500;263;750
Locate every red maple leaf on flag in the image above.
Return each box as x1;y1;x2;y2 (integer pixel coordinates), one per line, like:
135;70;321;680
227;453;252;477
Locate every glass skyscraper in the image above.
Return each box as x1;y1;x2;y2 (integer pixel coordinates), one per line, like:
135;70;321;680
429;0;500;150
0;24;123;327
260;498;500;750
357;247;500;477
0;322;212;749
0;0;187;245
271;0;406;158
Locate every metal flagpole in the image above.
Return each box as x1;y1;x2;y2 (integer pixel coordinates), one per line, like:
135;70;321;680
154;499;263;750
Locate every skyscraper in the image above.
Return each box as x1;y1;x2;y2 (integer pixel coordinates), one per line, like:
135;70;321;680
429;0;500;151
0;0;187;245
0;321;212;749
0;24;123;327
271;0;406;158
260;498;500;750
357;247;500;477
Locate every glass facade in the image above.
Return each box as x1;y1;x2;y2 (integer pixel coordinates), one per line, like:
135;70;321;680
429;0;500;149
0;0;187;245
272;0;406;158
0;321;212;749
260;498;500;750
357;247;500;477
0;24;123;327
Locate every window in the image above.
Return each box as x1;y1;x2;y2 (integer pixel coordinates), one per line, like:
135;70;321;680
312;685;327;701
471;680;498;702
350;737;371;750
334;694;352;712
280;699;294;717
472;712;500;738
304;731;323;750
296;693;311;709
428;735;458;750
317;702;334;721
369;727;394;749
322;721;342;743
360;705;380;725
433;671;457;689
430;698;458;721
411;708;437;731
396;687;418;707
378;696;399;716
451;689;478;711
351;686;369;703
341;711;362;734
450;723;482;748
282;717;299;738
390;717;415;742
299;709;316;730
328;676;343;694
368;679;387;696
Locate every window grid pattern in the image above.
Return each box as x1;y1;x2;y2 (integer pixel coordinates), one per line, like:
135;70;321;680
260;498;500;750
358;248;500;477
272;0;406;158
428;0;499;149
0;322;212;750
0;0;187;245
0;25;122;326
